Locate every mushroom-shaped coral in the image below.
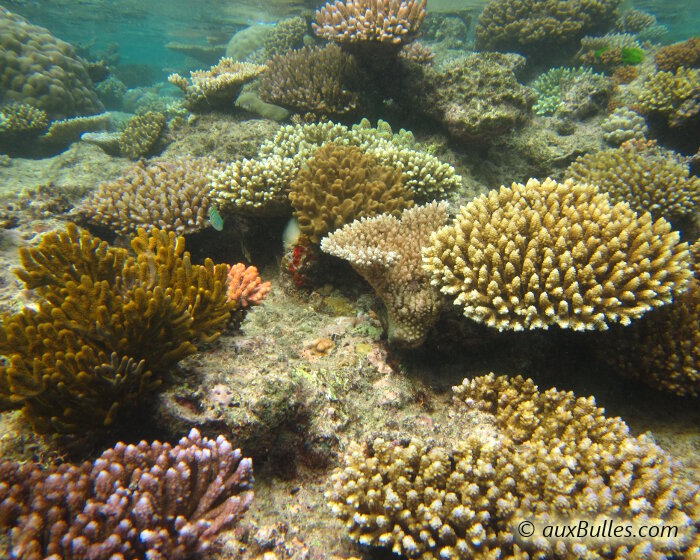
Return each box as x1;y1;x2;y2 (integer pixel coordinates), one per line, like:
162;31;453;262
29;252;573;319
289;143;413;244
77;156;224;236
328;373;700;559
0;428;254;559
321;202;448;347
422;178;692;331
566;139;700;223
168;57;266;111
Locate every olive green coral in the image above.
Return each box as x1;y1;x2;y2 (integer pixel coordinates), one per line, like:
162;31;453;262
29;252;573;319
289;143;412;244
118;111;166;160
321;202;447;347
566;139;700;222
0;224;235;436
328;373;700;559
422;178;692;331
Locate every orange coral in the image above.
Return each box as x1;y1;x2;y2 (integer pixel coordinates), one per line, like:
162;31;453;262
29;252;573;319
226;263;271;308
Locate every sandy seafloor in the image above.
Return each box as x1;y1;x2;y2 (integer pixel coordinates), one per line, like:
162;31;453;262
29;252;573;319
0;114;698;559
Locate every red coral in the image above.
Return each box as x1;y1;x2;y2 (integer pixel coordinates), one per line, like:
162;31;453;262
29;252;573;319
226;263;271;307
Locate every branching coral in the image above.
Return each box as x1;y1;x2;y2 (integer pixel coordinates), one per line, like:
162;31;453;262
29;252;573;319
637;67;700;127
321;202;447;347
226;263;271;308
313;0;427;47
328;373;700;558
474;0;621;58
78;156;224;236
118;110;166;160
289;143;412;243
0;102;48;139
531;66;610;118
168;57;266;111
600;106;648;145
262;16;307;58
655;37;700;73
259;44;361;119
0;224;242;436
567;139;700;222
0;429;254;559
422;178;692;331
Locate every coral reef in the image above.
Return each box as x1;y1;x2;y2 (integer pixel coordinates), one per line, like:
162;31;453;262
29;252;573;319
600;106;648;145
321;202;448;347
566;139;700;222
0;102;48;143
211;119;462;215
422;178;692;331
226;263;271;308
259;44;361;119
0;428;253;559
289;143;412;243
262;16;307;59
168;58;267;111
0;7;103;119
118;110;166;160
474;0;621;58
636;67;700;128
37;113;112;148
78;156;224;235
406;52;535;142
531;67;611;118
0;224;240;436
313;0;427;48
655;37;700;73
328;373;700;558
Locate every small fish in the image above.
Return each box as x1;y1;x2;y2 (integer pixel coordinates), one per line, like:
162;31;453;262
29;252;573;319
208;205;224;231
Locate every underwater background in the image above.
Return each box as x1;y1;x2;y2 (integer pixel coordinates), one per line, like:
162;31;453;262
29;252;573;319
0;0;699;558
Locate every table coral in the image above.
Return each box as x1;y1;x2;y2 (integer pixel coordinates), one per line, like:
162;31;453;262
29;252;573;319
289;143;412;243
0;224;241;436
566;139;700;222
0;428;253;559
329;373;700;559
422;178;692;332
321;202;448;347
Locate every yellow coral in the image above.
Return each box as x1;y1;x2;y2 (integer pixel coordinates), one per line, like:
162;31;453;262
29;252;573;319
637;67;700;126
422;178;692;331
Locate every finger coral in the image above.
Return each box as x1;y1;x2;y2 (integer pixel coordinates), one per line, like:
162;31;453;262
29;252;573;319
259;44;361;119
637;67;700;127
168;57;266;111
226;263;271;308
313;0;427;47
0;428;254;560
118;110;166;160
422;178;692;331
0;224;238;436
78;156;224;236
328;373;700;559
289;143;412;243
321;202;448;347
600;106;648;145
566;139;700;222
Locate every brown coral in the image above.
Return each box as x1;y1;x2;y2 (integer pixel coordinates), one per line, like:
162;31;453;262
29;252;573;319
328;373;700;559
289;142;413;244
566;139;700;222
655;37;700;73
637;67;700;127
226;263;271;308
118;110;166;160
313;0;427;47
422;178;692;331
321;203;448;347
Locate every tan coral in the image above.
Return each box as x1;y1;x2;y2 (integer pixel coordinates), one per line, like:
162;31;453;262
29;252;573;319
321;202;448;347
655;37;700;72
289;143;413;244
328;373;700;559
566;139;700;222
118;111;166;160
422;178;692;332
636;67;700;127
226;263;271;308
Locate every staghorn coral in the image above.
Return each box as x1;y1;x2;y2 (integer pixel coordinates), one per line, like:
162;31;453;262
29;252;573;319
0;7;103;119
226;263;271;308
321;202;447;347
78;156;224;236
474;0;621;58
600;106;648;145
637;67;700;127
211;119;462;215
118;110;166;160
531;66;611;118
289;143;412;244
566;139;700;222
262;16;307;59
405;52;535;142
313;0;427;47
422;178;692;332
328;373;700;559
168;57;266;111
0;428;254;559
0;224;240;436
655;37;700;73
259;44;361;119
